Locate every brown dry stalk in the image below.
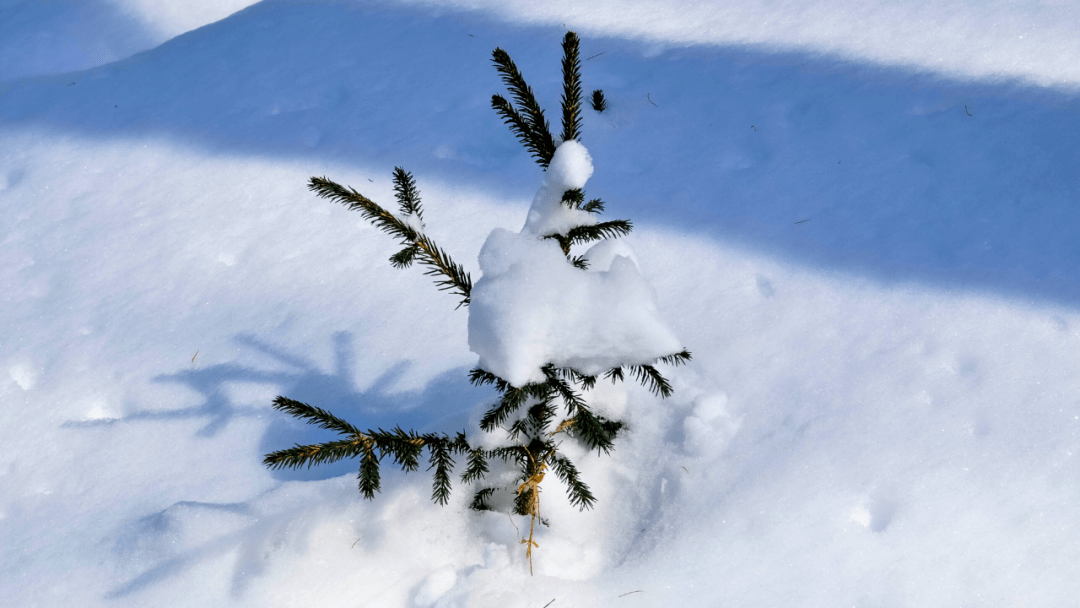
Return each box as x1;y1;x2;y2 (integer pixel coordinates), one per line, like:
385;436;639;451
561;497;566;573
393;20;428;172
517;465;546;575
516;445;559;575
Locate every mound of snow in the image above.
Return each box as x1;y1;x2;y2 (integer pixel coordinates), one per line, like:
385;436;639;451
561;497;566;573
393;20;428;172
469;142;680;385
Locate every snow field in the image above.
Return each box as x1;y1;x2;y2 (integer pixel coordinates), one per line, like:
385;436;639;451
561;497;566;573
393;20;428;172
629;227;1080;604
3;0;1080;605
4;126;1079;605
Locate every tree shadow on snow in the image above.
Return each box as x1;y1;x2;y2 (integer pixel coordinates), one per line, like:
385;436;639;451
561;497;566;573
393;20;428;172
105;496;346;600
64;331;491;480
90;330;491;600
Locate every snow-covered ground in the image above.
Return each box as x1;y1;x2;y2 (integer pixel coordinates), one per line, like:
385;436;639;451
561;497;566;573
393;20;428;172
3;1;1080;606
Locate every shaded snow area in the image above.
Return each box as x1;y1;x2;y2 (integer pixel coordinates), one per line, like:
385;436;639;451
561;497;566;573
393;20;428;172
405;0;1080;89
3;1;1080;606
0;0;262;81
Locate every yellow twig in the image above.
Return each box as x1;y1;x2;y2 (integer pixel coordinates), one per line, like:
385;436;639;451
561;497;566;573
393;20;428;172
516;444;554;576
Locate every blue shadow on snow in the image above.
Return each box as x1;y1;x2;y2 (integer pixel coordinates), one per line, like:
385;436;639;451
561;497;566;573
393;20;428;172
3;0;1080;308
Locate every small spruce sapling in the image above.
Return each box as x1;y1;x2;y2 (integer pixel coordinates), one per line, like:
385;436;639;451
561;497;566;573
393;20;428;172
264;32;689;574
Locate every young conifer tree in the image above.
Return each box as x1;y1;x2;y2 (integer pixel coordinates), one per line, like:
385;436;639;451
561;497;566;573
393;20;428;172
264;32;690;573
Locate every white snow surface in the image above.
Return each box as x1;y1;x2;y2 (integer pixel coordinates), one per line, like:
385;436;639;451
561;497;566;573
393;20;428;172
469;141;680;385
406;0;1080;89
4;1;1080;606
520;140;596;237
469;227;681;386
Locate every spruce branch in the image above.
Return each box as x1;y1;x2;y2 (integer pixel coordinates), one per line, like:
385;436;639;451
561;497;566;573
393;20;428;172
392;167;423;220
560;32;583;143
266;402;483;503
563;219;632;247
599;349;691;395
582;198;605;214
469;367;512;391
491;49;556;165
264;436;370;470
526;401;557;436
490;444;530;466
452;432;473;452
561;188;585;209
656;349;692;366
514;481;538;518
626;364;673;398
359;448;382;499
308;176;472;307
270;396;363;436
390;244;419;269
513;442;549;516
547;234;573;256
510;402;555;440
543;219;632;255
569;408;618;454
415;232;474;307
378;426;425;472
542;365;588;416
508;417;530;441
575;371;598;391
491;94;553;167
426;438;457;505
479;382;550;432
553;366;596;391
549;452;596;510
462;448;490;484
